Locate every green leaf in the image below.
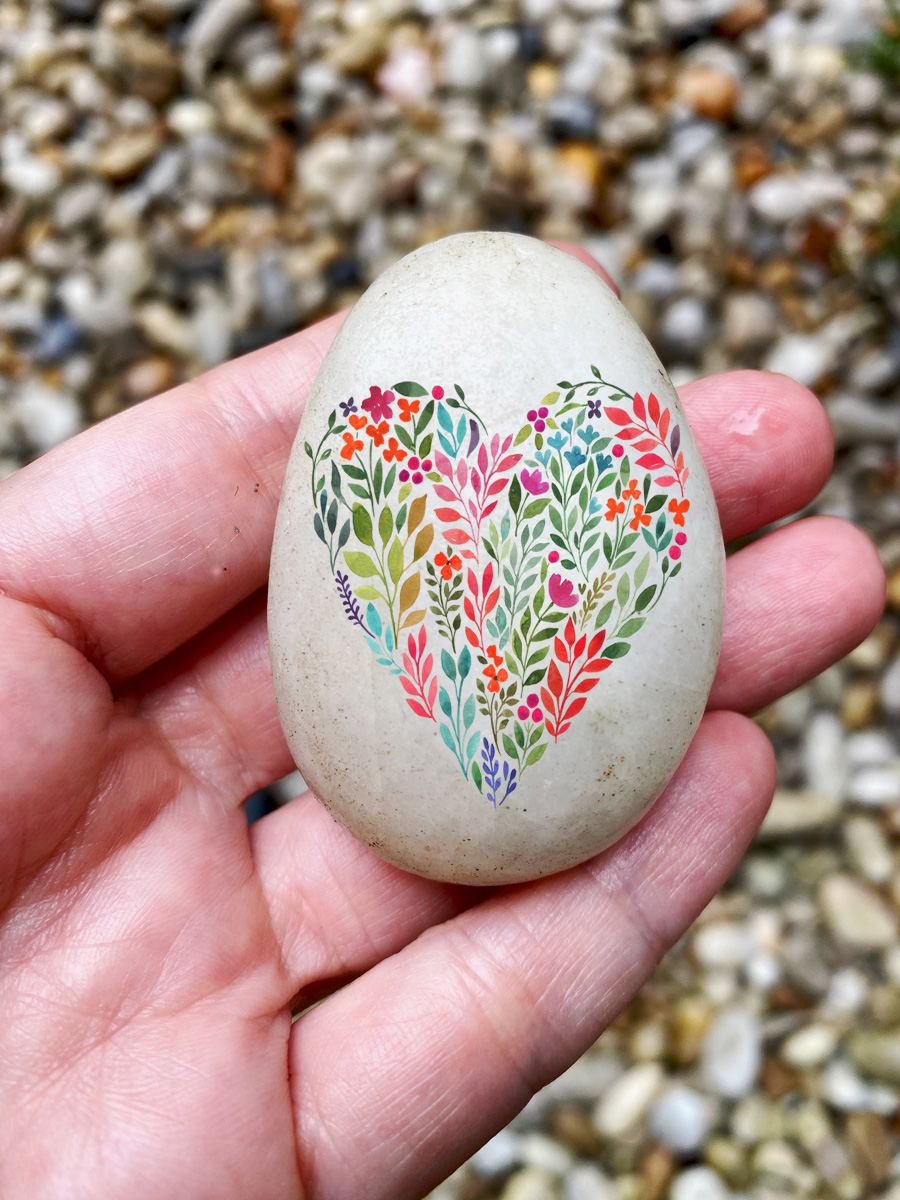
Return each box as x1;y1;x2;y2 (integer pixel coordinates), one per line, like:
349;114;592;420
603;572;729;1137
352;504;374;547
514;424;532;447
395;503;407;532
605;642;630;659
508;472;522;515
419;433;432;459
372;456;384;503
415;400;435;437
386;538;403;583
635;584;656;610
392;381;428;397
378;506;393;545
348;483;371;501
354;584;382;600
343;463;367;481
502;733;517;759
441;649;456;681
337;520;350;552
462;693;476;729
440;722;456;752
618;617;645;638
394;424;415;452
458;645;472;681
595;599;614;627
525;742;548;769
669;561;681;579
634;553;650;591
602;532;613;562
522;498;551;520
330;459;342;497
398;481;412;503
304;441;313;458
611;551;636;570
616;573;630;609
313;512;325;544
523;668;546;686
438;688;453;720
471;762;482;792
344;550;379;578
646;493;665;514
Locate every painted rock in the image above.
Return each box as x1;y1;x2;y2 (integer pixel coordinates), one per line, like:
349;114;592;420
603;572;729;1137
268;233;724;885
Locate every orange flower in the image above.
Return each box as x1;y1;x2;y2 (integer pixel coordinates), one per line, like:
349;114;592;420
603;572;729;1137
348;413;367;430
366;419;389;446
668;498;690;526
481;644;507;692
623;478;640;501
383;437;406;463
398;396;420;422
629;503;651;531
434;551;462;580
605;498;625;522
340;431;363;460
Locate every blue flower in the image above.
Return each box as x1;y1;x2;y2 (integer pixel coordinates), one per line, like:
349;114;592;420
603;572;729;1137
547;431;567;452
560;418;574;438
534;449;552;469
594;452;613;474
563;446;586;470
587;398;604;419
340;397;357;417
577;423;600;446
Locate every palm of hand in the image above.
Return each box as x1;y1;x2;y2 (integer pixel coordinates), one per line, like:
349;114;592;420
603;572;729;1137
0;265;885;1200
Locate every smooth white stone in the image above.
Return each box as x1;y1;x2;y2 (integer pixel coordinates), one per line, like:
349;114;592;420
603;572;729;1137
649;1084;712;1156
701;1007;762;1099
270;233;724;884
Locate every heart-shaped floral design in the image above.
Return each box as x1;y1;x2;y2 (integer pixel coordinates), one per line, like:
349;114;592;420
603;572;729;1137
304;369;690;808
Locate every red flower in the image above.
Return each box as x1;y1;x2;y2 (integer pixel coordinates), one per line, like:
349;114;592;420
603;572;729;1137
629;503;651;531
383;437;406;463
361;386;394;423
622;478;640;501
605;498;624;522
398;396;420;422
434;551;462;580
340;431;363;460
548;573;578;608
668;498;690;526
482;644;508;693
366;420;389;446
348;413;367;430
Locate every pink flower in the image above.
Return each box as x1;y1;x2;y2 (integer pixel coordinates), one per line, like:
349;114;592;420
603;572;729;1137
669;546;681;561
361;385;394;422
612;444;624;458
520;468;549;496
548;573;578;608
675;532;687;545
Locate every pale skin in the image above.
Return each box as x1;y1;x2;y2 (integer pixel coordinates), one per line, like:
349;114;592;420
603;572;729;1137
0;246;886;1200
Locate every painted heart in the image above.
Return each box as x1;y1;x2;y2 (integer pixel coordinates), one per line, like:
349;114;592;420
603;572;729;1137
304;370;691;808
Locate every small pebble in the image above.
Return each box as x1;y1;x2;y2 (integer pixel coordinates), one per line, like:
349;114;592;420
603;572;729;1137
819;874;898;949
702;1008;762;1099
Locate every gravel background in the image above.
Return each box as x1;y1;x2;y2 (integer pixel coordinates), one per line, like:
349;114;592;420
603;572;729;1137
2;0;900;1197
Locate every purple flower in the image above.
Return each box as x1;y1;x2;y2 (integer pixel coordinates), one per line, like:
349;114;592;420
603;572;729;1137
361;385;394;423
520;468;549;496
548;573;579;609
587;398;604;419
339;397;357;417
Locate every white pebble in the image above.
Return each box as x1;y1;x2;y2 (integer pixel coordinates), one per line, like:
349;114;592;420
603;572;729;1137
780;1023;839;1069
702;1007;761;1099
12;383;81;453
823;967;869;1016
846;731;898;768
693;921;754;968
764;334;836;388
649;1084;712;1156
848;765;900;807
749;172;848;223
563;1164;621;1200
803;712;847;798
822;1060;899;1115
819;874;897;949
593;1062;663;1137
471;1129;523;1177
670;1166;731;1200
844;816;894;884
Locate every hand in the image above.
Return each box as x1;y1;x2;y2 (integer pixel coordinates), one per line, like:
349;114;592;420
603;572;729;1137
0;248;884;1200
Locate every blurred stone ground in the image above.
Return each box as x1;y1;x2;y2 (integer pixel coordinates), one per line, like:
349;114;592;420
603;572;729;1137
1;0;900;1196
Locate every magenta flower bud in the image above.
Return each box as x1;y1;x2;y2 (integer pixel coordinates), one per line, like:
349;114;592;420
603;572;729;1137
612;444;624;457
675;532;686;545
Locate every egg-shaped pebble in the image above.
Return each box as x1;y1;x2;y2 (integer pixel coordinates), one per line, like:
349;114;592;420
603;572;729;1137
269;233;723;885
